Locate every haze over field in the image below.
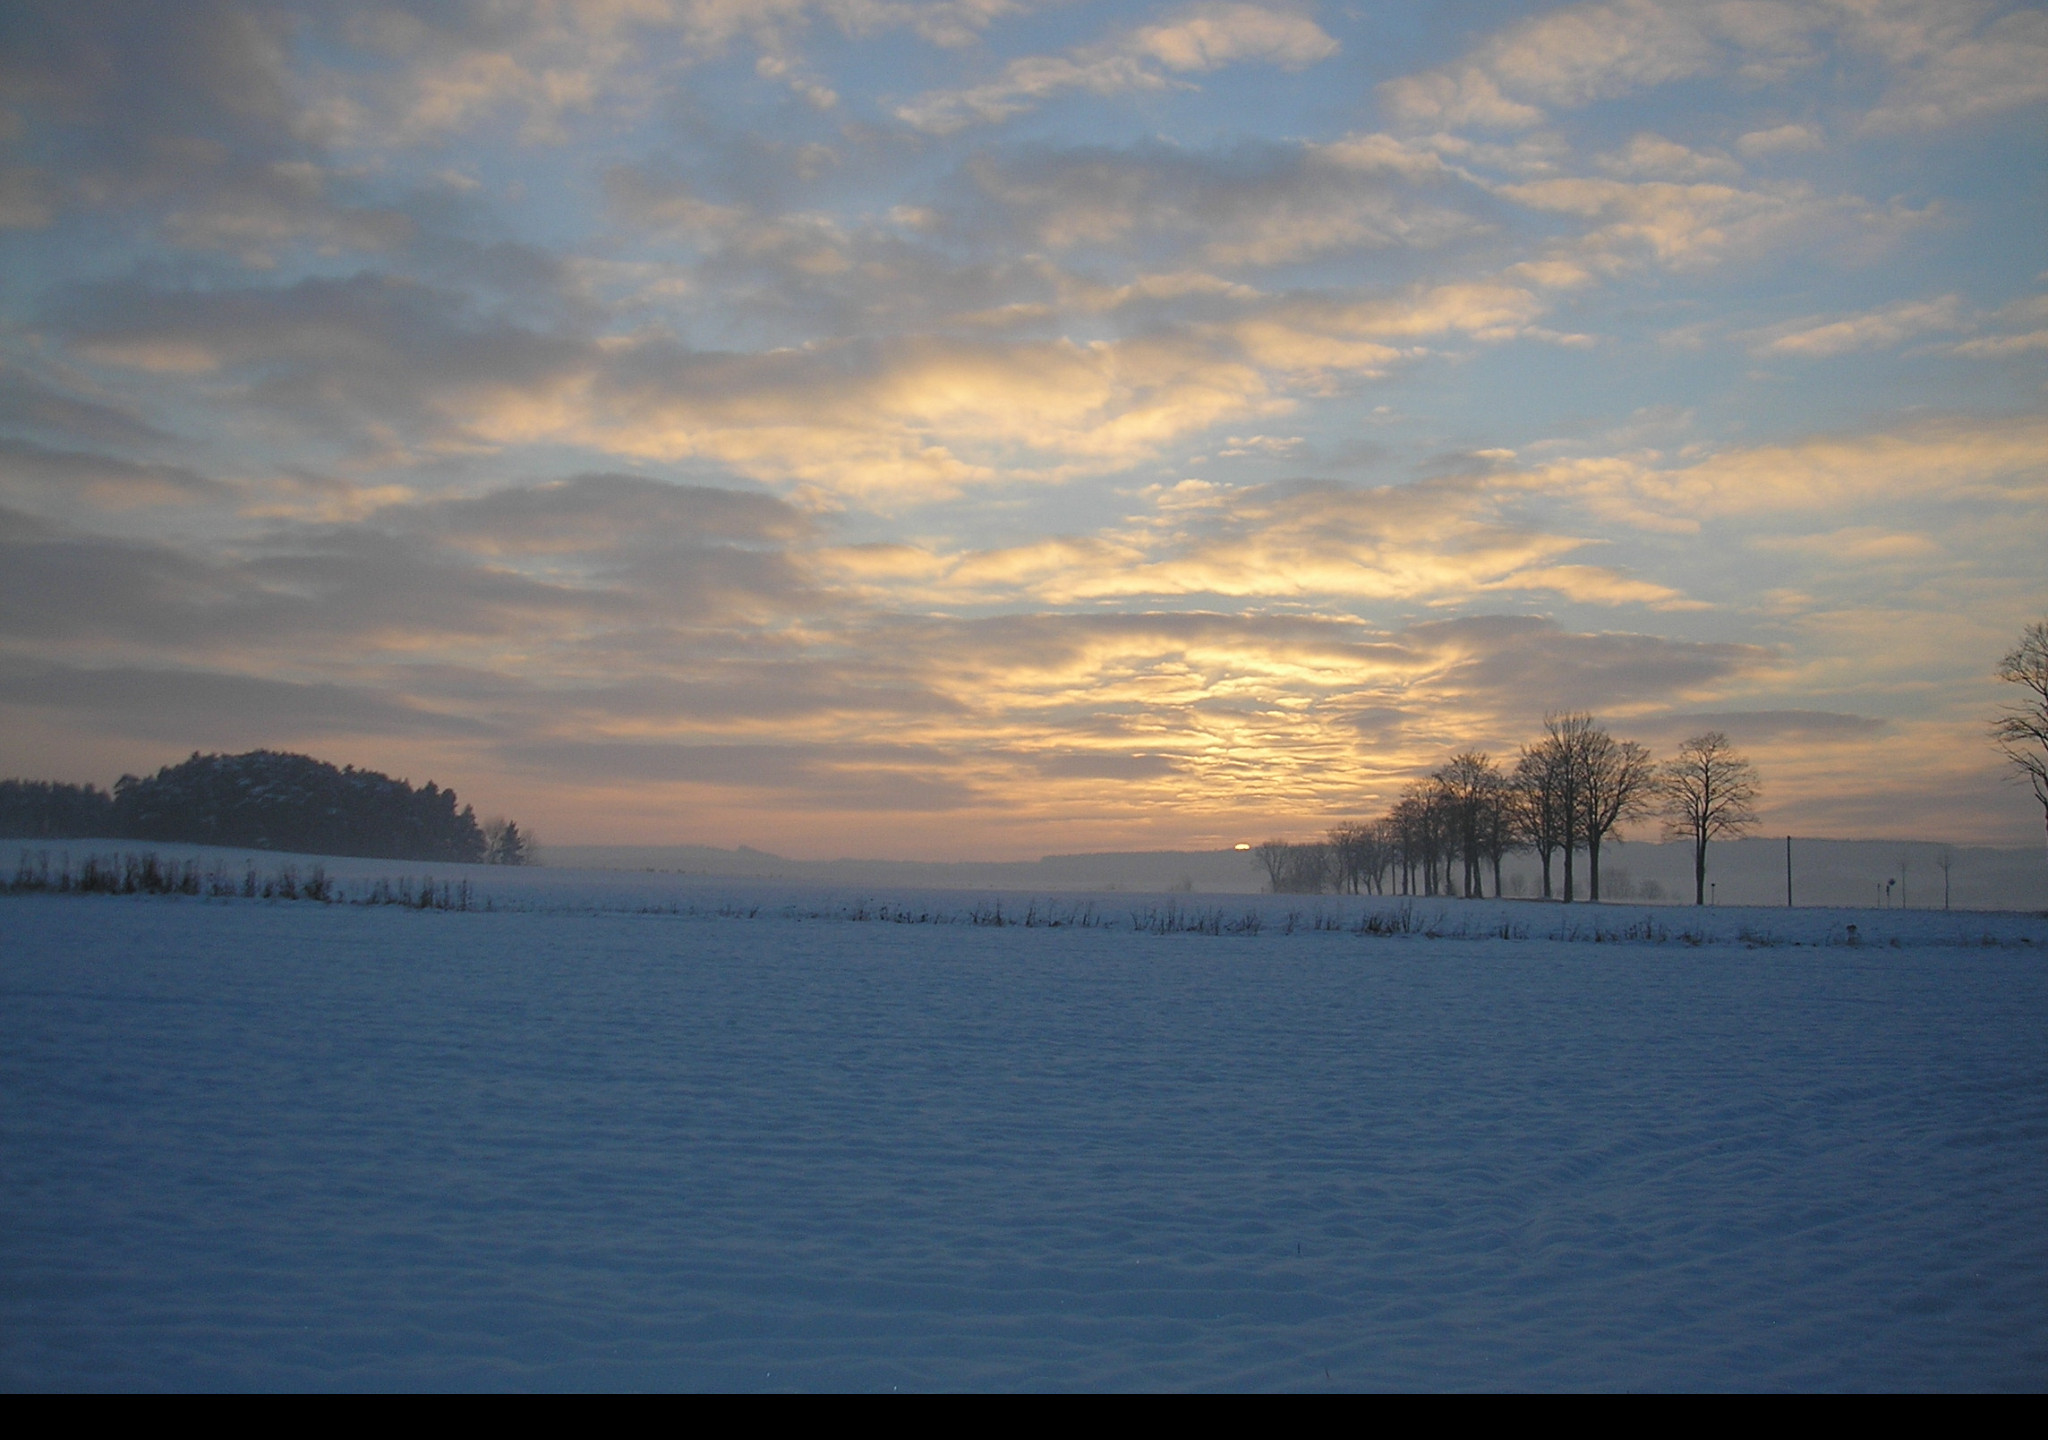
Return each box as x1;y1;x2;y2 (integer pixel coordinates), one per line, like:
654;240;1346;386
2;1;2044;857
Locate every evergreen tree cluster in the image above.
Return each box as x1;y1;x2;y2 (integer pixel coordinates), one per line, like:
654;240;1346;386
1;751;518;864
0;780;116;838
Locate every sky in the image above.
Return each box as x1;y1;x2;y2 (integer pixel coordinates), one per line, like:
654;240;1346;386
1;0;2044;857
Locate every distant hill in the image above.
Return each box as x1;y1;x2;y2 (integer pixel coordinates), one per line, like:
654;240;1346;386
2;751;488;864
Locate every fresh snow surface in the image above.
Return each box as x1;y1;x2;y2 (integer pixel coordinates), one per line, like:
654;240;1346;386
2;871;2045;1390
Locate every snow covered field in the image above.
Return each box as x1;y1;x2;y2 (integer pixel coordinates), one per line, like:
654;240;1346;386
3;870;2045;1390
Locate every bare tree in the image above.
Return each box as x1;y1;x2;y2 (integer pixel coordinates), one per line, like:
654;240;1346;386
1417;782;1449;897
1389;789;1433;895
1992;619;2048;856
1512;739;1568;899
1477;783;1517;898
1389;783;1459;896
1253;839;1292;892
1580;726;1656;903
1542;712;1599;902
1255;839;1330;893
1434;751;1505;898
1328;821;1391;895
1658;731;1760;906
1327;823;1365;894
1387;798;1419;895
1424;782;1457;896
1364;818;1394;894
1282;842;1332;893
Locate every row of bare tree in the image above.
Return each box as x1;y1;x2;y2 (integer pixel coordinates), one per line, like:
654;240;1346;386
1255;714;1761;905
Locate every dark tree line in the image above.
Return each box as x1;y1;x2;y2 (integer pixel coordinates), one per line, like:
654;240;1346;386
0;780;116;838
1257;713;1760;905
1;751;531;865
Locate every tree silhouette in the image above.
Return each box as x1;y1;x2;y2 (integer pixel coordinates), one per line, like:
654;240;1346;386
1327;821;1390;894
1659;731;1761;905
1434;751;1506;898
0;780;115;838
1992;619;2048;856
1579;726;1656;903
484;817;534;866
1541;712;1598;902
1;750;510;862
109;751;489;862
1512;739;1569;899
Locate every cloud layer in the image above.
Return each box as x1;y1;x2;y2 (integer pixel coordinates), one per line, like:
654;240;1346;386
1;0;2042;851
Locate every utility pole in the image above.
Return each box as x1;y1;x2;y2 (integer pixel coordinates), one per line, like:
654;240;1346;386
1786;835;1793;908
